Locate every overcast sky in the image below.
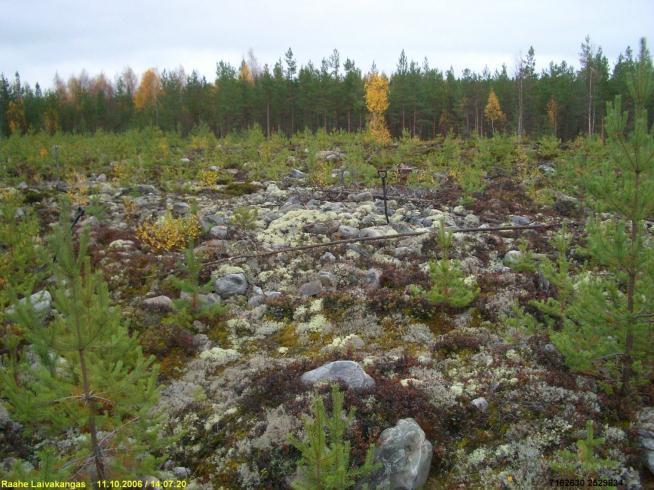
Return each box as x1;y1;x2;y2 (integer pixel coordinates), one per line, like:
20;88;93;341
1;0;653;89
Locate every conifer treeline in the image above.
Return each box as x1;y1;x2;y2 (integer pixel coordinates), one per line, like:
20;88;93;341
1;38;652;140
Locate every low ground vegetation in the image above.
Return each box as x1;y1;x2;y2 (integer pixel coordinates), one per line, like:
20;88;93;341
0;115;652;488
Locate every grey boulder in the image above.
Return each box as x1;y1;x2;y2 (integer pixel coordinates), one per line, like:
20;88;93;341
371;418;433;490
300;360;375;390
298;280;323;297
143;295;173;311
6;290;52;318
337;225;360;239
289;168;307;179
209;225;229;239
214;273;248;298
636;407;654;475
555;193;580;216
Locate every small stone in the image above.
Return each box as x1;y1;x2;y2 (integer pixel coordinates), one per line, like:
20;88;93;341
209;225;229;239
264;291;282;301
539;163;556;175
172;467;191;479
321;252;336;262
180;157;191;163
143;295;173;311
351;191;373;202
289;168;306;179
471;397;488;412
464;214;480;227
214;273;248;298
301;360;375;390
318;271;337;288
298;280;323;297
394;246;413;258
304;220;340;235
337;225;359;239
365;268;382;289
17;182;29;191
453;205;466;216
316;150;343;162
555;193;580;216
192;334;210;350
6;290;52;318
172;202;190;217
96;173;107;182
359;226;397;239
511;215;531;226
136;184;156;195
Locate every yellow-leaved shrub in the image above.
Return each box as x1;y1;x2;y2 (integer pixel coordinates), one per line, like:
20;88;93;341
136;211;200;252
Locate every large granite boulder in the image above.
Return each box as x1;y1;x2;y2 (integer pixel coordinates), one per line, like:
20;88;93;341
300;360;374;390
370;418;433;489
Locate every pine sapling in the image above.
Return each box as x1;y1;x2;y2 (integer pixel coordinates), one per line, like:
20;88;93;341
413;221;479;308
1;203;164;484
550;47;654;392
289;385;378;489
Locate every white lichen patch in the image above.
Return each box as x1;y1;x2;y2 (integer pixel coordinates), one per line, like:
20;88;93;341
199;347;240;364
257;209;339;246
296;314;331;334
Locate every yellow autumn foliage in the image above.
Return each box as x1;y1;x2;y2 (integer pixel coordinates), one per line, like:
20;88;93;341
364;72;391;143
134;69;162;110
239;61;254;85
65;172;89;206
198;169;219;187
484;89;506;132
6;99;27;135
136;211;200;252
364;73;390;113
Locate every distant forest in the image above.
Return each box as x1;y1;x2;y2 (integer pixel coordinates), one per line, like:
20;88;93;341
1;37;653;140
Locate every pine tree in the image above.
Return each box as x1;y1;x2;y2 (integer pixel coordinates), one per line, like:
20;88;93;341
167;242;226;324
290;385;378;490
1;203;164;484
413;222;479;308
550;50;654;393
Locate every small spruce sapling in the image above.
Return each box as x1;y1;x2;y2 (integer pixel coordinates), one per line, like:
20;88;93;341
1;203;164;483
413;221;479;308
289;385;378;489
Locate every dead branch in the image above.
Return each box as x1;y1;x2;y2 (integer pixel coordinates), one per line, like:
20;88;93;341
202;223;559;267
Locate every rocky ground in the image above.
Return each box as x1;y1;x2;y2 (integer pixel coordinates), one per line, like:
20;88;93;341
3;164;653;489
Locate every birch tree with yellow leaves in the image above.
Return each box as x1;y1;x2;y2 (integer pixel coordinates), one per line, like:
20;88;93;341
484;88;506;134
364;71;391;143
134;68;162;126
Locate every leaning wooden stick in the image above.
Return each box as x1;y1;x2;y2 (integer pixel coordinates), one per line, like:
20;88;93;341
202;222;559;266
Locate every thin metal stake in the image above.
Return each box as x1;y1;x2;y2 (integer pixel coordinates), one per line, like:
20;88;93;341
378;169;389;224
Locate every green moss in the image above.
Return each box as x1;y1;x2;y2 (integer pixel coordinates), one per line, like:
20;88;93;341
159;347;188;379
274;323;298;349
222;181;262;196
207;319;231;347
